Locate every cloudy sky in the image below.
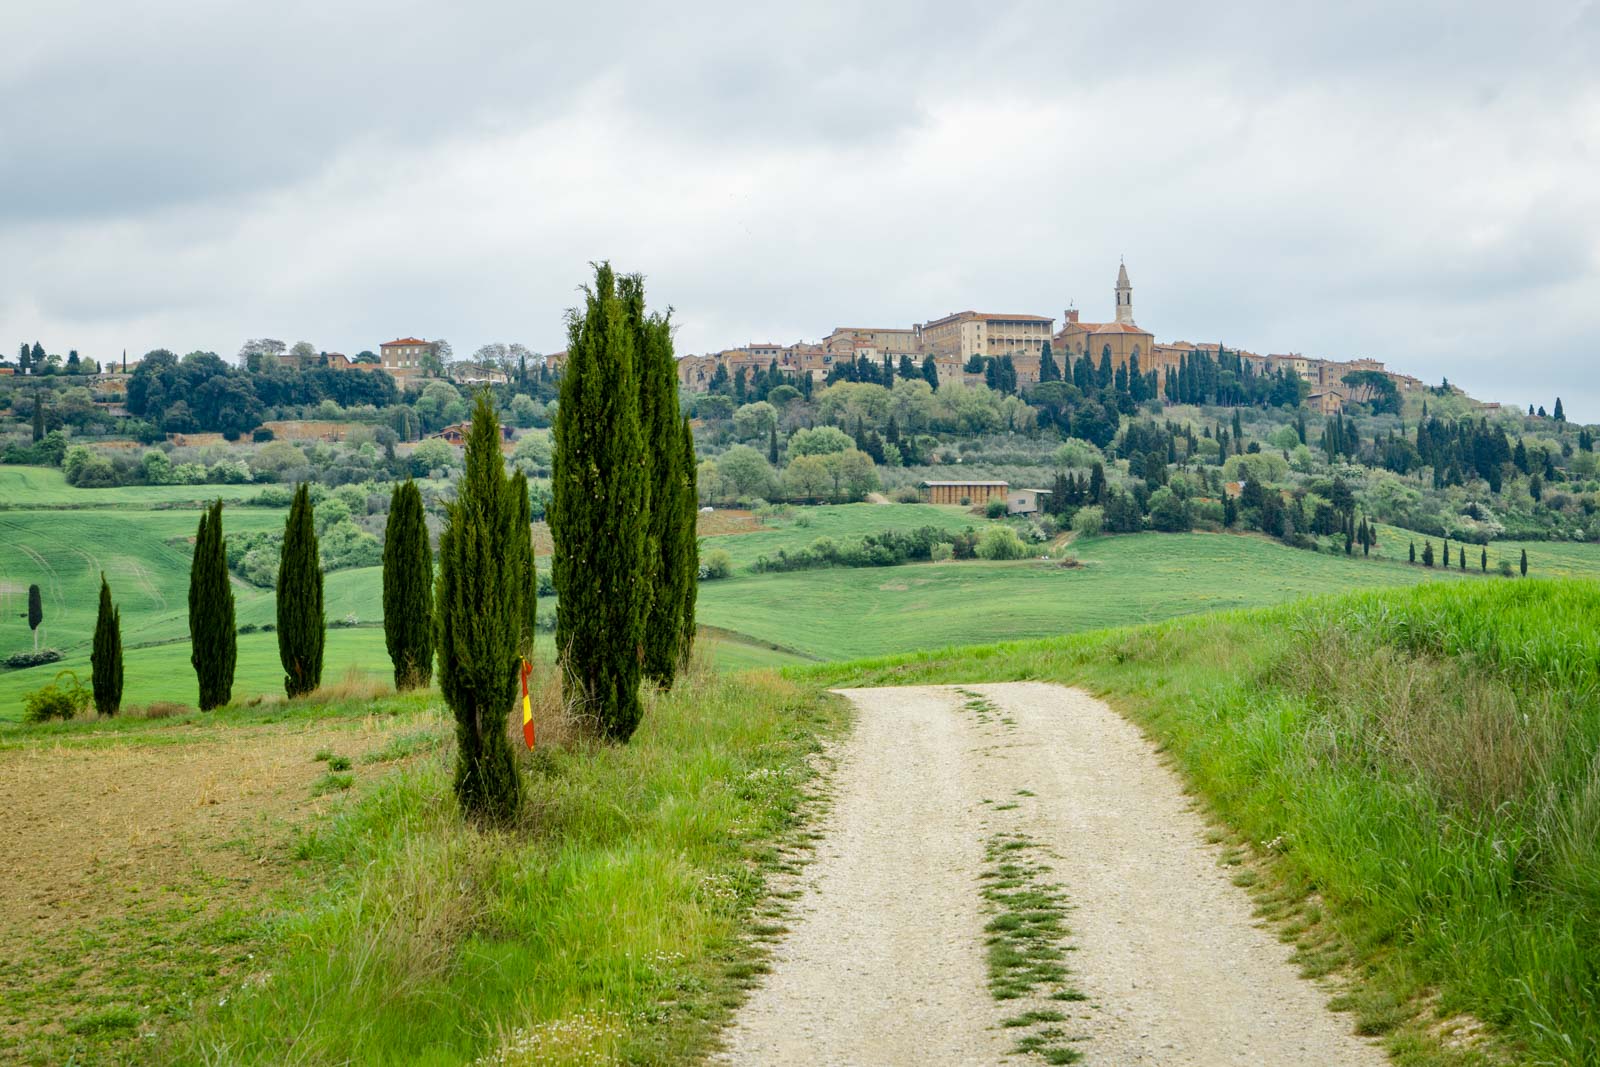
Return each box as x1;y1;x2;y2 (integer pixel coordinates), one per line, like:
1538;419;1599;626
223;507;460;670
4;1;1597;416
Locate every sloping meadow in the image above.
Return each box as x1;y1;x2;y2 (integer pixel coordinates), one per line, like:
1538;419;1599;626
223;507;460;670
803;579;1600;1066
167;665;846;1065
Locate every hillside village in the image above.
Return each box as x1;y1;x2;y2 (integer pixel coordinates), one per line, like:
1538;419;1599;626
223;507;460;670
670;262;1432;417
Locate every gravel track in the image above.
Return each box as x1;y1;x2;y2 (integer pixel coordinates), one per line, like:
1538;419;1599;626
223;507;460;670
717;682;1388;1066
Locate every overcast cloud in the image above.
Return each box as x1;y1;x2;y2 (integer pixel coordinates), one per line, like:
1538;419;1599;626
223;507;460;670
3;0;1597;416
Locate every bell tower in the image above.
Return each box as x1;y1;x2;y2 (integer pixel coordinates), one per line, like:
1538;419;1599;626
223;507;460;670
1115;259;1134;325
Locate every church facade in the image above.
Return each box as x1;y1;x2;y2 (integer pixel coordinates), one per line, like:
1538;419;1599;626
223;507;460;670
1052;262;1170;376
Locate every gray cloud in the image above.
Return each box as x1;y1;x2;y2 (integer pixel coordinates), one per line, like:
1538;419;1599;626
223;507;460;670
2;0;1598;416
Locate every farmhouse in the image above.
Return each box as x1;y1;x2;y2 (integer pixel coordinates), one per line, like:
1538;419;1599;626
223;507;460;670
433;422;515;446
1006;488;1052;515
921;480;1008;506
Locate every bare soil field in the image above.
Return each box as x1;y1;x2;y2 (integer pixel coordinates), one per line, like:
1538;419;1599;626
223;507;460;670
0;710;433;1062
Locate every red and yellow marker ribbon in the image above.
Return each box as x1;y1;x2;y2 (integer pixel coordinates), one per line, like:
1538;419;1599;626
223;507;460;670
520;659;535;749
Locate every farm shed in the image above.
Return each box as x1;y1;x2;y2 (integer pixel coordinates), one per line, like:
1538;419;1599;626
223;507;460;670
921;480;1008;506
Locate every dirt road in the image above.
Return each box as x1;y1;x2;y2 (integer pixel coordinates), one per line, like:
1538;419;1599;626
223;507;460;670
717;682;1388;1066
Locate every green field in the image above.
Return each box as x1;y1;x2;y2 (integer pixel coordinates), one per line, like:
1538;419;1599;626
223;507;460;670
1370;521;1600;580
0;467;270;507
8;479;1600;720
698;529;1466;661
705;503;980;568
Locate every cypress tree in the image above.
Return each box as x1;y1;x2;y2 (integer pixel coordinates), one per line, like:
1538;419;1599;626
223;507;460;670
188;500;236;711
1481;546;1488;572
383;479;435;689
1459;546;1466;571
550;264;650;739
675;415;700;672
91;574;123;717
27;583;42;650
507;469;537;660
1422;541;1434;568
628;272;692;689
436;389;522;822
276;483;325;698
1521;548;1528;577
31;400;44;443
768;424;779;466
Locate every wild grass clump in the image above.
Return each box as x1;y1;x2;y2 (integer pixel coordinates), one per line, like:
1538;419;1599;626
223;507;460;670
801;578;1600;1065
170;664;845;1064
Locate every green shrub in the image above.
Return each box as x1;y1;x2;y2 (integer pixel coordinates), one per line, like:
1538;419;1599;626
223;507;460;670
23;671;92;723
976;525;1030;561
1070;506;1104;537
985;498;1007;519
4;648;62;670
700;549;733;580
930;542;954;562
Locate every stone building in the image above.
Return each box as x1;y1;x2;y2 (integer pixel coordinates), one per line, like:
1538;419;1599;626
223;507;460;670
920;311;1055;372
1052;262;1156;376
379;338;436;388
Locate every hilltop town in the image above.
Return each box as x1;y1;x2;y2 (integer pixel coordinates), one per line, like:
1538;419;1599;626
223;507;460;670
669;262;1432;417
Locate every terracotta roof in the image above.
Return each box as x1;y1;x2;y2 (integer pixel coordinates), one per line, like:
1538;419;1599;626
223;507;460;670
1090;322;1152;335
920;480;1010;487
1056;321;1107;333
383;337;428;346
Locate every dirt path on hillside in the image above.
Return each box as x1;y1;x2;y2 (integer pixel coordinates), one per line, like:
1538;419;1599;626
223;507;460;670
717;682;1388;1066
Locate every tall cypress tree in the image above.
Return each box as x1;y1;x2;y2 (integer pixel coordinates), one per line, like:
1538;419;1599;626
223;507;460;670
27;583;42;650
31;399;44;443
676;415;700;671
550;263;650;740
189;499;236;710
1521;548;1529;577
436;389;522;822
276;484;325;697
383;479;435;689
91;574;123;716
507;469;537;660
629;272;694;689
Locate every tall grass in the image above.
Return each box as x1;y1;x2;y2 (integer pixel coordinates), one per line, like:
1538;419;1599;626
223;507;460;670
800;579;1600;1065
170;663;846;1065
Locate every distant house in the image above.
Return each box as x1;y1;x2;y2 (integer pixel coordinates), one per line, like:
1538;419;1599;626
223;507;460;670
1006;488;1051;515
379;337;436;388
433;421;514;447
1306;390;1345;415
921;480;1008;506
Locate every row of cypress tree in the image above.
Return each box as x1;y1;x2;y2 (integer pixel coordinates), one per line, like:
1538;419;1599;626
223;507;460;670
183;490;327;710
169;265;692;827
550;264;698;743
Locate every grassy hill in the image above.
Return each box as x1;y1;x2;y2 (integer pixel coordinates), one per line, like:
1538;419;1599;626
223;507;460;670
0;466;271;507
698;528;1463;661
801;579;1600;1065
11;487;1600;717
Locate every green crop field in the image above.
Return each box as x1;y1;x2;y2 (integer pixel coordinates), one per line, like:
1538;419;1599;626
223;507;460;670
1369;521;1600;580
696;528;1466;661
8;483;1591;721
705;502;980;568
0;466;270;507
